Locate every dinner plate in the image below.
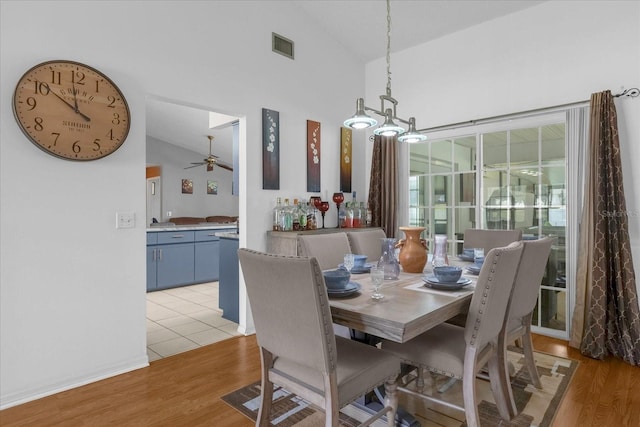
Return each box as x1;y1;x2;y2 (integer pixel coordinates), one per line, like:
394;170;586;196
338;263;374;274
423;281;472;291
423;274;472;286
466;265;481;275
327;282;361;297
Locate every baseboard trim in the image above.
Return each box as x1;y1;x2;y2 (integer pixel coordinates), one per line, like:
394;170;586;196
0;356;149;410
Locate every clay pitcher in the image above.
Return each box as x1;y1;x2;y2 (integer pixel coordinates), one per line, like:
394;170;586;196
397;226;428;273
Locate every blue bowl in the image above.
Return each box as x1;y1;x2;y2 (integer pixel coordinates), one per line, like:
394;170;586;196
433;266;463;283
353;254;368;268
323;269;351;290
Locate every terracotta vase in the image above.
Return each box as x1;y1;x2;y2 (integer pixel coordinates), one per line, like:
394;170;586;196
397;226;428;273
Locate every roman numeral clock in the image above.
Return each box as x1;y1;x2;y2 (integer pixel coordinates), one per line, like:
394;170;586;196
12;60;131;160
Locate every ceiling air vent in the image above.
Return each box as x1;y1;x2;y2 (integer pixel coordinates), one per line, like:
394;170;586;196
272;32;294;60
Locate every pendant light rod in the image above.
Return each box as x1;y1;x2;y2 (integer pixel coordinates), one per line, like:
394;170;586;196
344;0;426;142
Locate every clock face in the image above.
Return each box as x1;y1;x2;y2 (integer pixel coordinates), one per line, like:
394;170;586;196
12;60;131;161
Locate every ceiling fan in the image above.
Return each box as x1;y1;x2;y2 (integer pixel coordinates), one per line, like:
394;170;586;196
184;135;233;172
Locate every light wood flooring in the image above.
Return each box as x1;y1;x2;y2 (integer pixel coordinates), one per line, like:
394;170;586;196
1;334;638;426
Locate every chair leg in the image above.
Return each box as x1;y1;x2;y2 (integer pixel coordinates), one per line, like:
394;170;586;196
462;363;480;427
257;378;273;426
257;348;274;426
487;354;514;421
521;327;542;389
383;378;398;427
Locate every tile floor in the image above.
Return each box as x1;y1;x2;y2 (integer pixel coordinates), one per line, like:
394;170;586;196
146;282;241;361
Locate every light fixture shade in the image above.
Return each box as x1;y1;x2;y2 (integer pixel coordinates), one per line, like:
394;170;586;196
397;117;427;143
344;98;377;129
374;110;405;137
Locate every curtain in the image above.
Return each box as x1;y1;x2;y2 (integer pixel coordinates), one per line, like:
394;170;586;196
570;90;640;365
368;135;398;238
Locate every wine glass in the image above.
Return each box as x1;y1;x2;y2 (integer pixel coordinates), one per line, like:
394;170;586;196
343;253;355;273
370;266;385;300
318;201;330;229
332;192;344;227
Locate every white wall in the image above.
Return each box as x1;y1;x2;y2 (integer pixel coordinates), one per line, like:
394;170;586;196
146;137;238;221
0;0;366;408
366;0;640;284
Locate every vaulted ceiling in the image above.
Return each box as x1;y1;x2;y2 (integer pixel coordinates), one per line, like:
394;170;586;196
146;1;547;162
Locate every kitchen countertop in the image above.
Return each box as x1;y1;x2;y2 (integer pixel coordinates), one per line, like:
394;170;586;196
218;232;239;240
147;223;238;232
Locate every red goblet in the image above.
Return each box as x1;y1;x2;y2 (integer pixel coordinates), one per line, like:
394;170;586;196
332;192;344;227
318;201;330;229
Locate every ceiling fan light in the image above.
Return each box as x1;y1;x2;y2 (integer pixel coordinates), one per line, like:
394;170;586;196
344;98;377;129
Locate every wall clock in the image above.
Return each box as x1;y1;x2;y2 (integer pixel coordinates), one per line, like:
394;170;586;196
12;60;131;161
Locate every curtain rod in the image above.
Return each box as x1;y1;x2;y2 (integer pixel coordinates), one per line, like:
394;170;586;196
417;87;639;134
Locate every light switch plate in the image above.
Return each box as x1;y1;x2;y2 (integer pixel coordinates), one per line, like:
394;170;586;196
116;211;135;229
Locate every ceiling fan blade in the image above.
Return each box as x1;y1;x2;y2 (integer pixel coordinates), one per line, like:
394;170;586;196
217;162;233;172
184;164;202;170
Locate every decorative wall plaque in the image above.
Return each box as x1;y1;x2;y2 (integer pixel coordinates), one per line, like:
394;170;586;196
340;127;352;192
307;120;321;192
262;108;280;189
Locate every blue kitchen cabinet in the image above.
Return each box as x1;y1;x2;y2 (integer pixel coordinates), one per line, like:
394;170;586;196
194;230;221;282
219;235;239;323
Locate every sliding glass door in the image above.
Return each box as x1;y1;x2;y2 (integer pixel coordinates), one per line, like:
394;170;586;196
408;111;584;339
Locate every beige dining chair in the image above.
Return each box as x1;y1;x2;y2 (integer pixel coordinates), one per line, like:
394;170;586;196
462;228;523;253
499;237;553;416
238;248;400;427
297;232;352;270
382;241;524;427
347;229;387;262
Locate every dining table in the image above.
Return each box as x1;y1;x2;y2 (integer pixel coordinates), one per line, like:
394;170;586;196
328;258;477;343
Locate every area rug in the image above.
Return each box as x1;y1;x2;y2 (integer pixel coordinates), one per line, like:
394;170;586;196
221;347;578;427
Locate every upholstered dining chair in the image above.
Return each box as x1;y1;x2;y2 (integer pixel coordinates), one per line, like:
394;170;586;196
462;228;523;254
347;229;387;263
297;232;352;270
382;241;524;427
238;248;400;427
499;237;553;416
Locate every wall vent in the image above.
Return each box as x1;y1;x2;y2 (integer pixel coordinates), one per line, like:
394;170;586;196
272;32;294;60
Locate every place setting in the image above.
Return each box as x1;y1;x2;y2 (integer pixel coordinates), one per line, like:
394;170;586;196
323;268;361;298
423;266;472;291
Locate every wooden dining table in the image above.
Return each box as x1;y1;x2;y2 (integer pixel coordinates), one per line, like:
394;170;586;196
328;260;476;343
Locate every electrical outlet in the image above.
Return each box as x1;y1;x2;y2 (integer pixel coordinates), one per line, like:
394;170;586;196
116;211;135;229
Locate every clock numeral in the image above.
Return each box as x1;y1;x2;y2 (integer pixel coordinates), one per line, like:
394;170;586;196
26;97;37;110
51;132;61;146
72;141;81;154
112;113;120;125
34;81;51;96
93;139;101;151
50;70;61;85
72;71;85;85
107;129;114;140
34;117;44;131
95;80;100;93
107;95;117;108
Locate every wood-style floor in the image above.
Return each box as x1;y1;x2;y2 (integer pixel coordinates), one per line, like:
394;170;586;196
1;334;639;427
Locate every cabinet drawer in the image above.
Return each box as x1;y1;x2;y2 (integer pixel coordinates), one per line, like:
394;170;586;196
157;231;195;244
147;232;158;245
195;230;221;242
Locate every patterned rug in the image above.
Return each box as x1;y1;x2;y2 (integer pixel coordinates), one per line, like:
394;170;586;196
221;347;578;426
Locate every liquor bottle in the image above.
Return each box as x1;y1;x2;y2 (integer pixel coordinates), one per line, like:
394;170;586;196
282;198;293;231
292;198;300;230
306;200;317;230
298;199;308;231
272;197;283;231
344;202;353;228
353;202;361;228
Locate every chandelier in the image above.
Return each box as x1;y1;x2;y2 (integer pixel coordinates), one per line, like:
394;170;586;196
343;0;426;143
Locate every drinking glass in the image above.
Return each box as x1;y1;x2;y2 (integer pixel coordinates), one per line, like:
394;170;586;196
343;253;355;272
370;266;385;300
473;248;485;265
